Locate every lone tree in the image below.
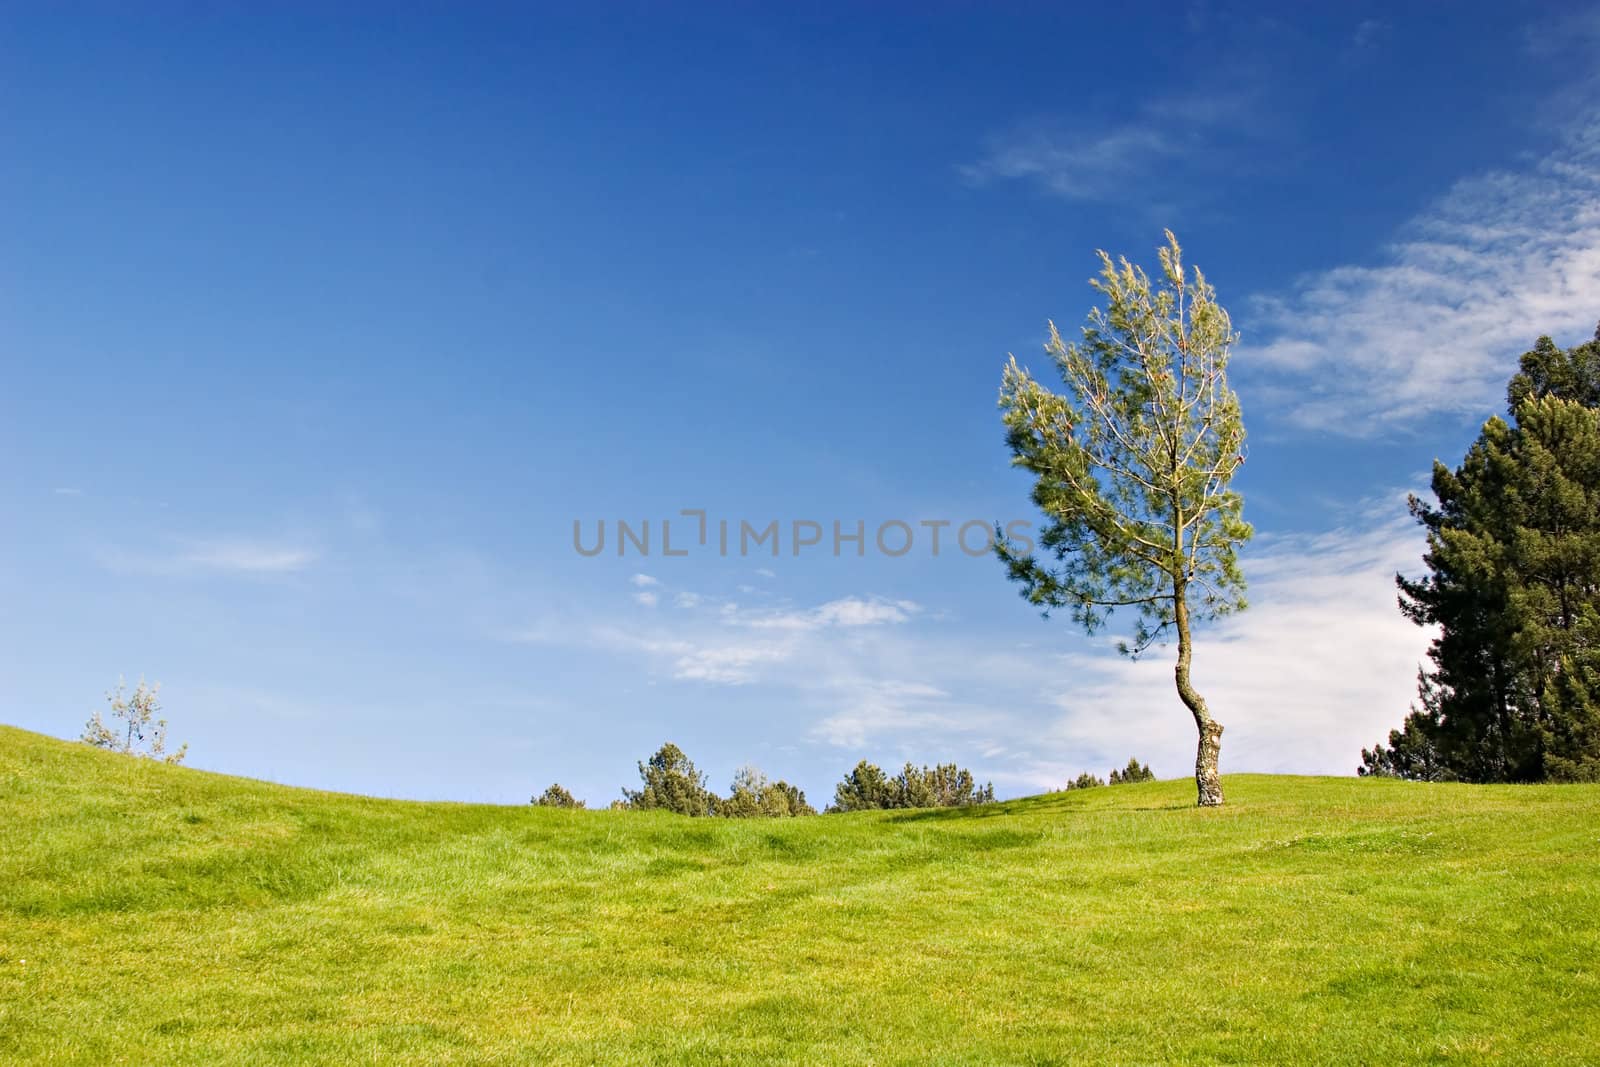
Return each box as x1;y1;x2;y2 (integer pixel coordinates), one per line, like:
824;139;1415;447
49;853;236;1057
998;232;1251;807
81;677;187;763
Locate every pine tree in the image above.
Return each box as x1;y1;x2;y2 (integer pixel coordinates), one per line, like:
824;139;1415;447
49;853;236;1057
999;232;1250;806
621;743;715;815
532;784;584;808
1108;758;1155;784
830;760;892;812
1368;326;1600;782
716;766;816;817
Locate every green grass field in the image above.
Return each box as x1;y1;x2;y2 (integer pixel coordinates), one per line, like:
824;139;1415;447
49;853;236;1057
3;725;1598;1064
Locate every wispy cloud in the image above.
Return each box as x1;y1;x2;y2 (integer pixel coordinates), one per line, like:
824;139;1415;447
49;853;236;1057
1350;17;1388;50
1522;5;1600;57
506;593;920;686
630;573;659;587
739;596;919;632
1247;114;1600;434
93;537;318;576
958;92;1262;203
181;540;318;573
51;487;83;497
667;641;789;685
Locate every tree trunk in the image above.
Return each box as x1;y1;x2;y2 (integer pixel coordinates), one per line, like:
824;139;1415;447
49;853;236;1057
1175;583;1224;807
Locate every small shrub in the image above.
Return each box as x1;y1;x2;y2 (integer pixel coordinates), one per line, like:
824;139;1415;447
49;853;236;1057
532;784;584;808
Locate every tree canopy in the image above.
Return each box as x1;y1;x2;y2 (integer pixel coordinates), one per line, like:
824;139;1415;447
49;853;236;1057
622;742;716;815
81;678;186;764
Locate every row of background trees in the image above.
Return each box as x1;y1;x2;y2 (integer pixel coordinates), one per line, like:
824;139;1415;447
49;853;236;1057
1363;326;1600;782
75;680;1153;814
532;742;1159;815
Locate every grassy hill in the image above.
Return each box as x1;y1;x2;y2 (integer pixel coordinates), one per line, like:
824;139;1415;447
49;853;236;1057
2;725;1598;1064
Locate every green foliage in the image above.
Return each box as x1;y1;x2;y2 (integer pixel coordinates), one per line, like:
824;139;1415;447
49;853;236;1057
532;783;584;808
80;677;186;764
6;724;1600;1063
1507;331;1600;410
996;231;1250;653
1108;758;1155;784
891;762;996;808
715;766;816;818
831;759;893;812
1065;772;1105;790
1369;326;1600;783
830;760;994;810
621;742;715;816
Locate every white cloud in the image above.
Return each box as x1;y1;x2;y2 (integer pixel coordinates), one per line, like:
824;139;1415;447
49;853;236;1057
52;487;83;496
94;537;318;575
506;593;921;687
1247;115;1600;433
755;568;777;579
669;642;789;685
959;92;1260;202
181;540;318;573
629;573;659;587
810;680;966;749
740;596;919;632
674;591;702;608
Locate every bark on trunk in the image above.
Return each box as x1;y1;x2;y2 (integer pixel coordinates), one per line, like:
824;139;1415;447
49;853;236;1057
1175;582;1224;807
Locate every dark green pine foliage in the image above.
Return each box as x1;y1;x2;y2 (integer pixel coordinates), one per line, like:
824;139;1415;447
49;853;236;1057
1364;326;1600;782
622;742;716;815
828;760;995;811
532;783;584;808
830;760;894;812
1108;758;1155;784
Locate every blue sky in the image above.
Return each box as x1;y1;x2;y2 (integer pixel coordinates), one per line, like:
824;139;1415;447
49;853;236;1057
4;3;1600;804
